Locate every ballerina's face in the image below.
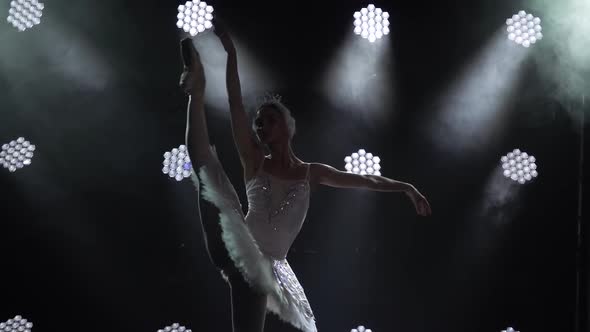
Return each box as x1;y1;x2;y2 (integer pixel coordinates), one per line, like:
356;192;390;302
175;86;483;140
254;106;289;144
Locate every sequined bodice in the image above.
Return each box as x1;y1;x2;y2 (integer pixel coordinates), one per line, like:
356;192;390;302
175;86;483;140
245;161;310;260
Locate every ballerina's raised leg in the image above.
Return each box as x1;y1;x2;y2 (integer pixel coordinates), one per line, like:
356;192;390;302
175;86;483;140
179;39;267;332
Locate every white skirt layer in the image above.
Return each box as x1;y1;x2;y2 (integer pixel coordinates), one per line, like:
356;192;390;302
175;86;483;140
191;146;317;332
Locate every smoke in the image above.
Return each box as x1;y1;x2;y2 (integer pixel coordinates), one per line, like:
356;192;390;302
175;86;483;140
321;35;394;127
38;22;112;91
0;15;112;92
526;0;590;112
480;168;522;226
426;30;528;157
191;33;277;116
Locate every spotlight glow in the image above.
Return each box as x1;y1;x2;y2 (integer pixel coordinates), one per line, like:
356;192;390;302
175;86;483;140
505;10;542;48
351;325;373;332
6;0;44;32
0;137;36;173
176;1;214;37
344;149;381;176
500;148;538;184
157;323;192;332
501;327;520;332
162;145;193;182
0;315;33;332
353;4;390;42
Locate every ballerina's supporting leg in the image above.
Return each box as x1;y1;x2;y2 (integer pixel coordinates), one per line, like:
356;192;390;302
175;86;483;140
185;93;268;332
228;271;267;332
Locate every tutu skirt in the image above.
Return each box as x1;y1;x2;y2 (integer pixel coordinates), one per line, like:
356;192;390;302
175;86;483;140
191;146;317;332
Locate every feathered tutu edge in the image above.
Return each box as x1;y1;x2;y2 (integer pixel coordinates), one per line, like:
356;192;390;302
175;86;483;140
190;145;317;332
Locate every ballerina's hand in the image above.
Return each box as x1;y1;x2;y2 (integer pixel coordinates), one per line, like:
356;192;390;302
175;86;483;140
179;38;206;96
406;187;432;217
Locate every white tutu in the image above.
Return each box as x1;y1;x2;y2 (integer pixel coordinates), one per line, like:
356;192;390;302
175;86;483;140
191;146;317;332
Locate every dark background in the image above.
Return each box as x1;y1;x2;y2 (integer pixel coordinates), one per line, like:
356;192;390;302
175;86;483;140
0;0;588;331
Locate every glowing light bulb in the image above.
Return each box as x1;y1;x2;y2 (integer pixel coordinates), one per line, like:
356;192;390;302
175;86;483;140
176;1;214;36
505;10;542;47
353;5;390;41
162;145;193;182
499;149;538;184
344;149;381;175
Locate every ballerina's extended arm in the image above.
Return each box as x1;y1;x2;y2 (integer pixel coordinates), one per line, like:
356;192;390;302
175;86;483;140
310;163;432;216
213;19;262;177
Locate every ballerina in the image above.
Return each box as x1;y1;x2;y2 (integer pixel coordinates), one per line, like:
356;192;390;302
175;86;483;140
178;21;431;332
